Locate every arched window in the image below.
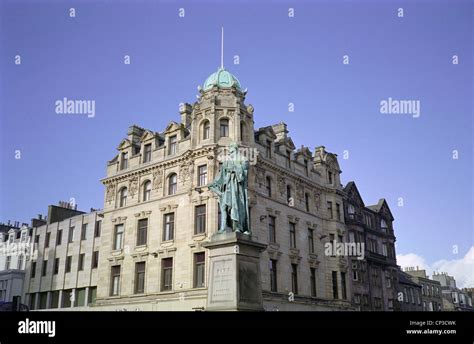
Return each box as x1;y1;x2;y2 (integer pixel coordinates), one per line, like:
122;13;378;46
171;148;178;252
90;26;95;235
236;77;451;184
220;118;229;137
119;187;128;207
265;176;272;197
168;173;177;195
202;120;210;140
143;180;151;201
381;219;388;232
348;204;355;219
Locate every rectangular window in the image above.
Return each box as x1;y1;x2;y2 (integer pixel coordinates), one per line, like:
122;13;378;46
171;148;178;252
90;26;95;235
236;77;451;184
336;203;341;221
327;201;333;219
81;224;88;240
42;260;48;276
195;205;206;234
45;232;50;248
65;256;72;273
310;268;317;297
266;140;272;158
194;252;205;288
114;224;124;250
68;227;75;243
31;262;36;278
17;255;24;269
110;266;121;296
56;230;62;246
289;222;296;248
163;213;175;241
286;151;291;168
134;262;146;294
382;243;388;256
35;234;40;244
137;219;148;246
268;216;276;243
161;258;173;291
332;271;338;299
143;143;152;163
270;259;277;292
92;251;99;269
94;221;101;238
169;135;177;155
308;228;314;254
328;171;333;184
291;264;298;294
198;165;208;186
53;258;59;275
341;272;347;300
121;152;129;170
5;256;11;270
78;253;85;271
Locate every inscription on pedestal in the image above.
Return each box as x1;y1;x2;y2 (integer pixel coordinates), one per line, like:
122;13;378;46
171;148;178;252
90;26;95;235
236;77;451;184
210;258;234;303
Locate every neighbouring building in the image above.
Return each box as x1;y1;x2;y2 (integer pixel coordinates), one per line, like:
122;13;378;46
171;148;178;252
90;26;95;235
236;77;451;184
343;182;398;311
396;269;423;311
404;267;443;311
432;272;473;311
23;203;102;310
0;222;32;303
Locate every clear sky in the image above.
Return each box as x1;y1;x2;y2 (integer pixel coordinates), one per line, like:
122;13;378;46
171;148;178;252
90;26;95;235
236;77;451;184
0;0;472;272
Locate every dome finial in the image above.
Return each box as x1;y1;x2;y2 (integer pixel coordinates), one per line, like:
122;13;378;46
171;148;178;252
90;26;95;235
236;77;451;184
220;27;224;69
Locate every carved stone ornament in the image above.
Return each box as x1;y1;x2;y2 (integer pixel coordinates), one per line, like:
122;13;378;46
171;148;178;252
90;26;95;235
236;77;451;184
129;177;139;198
314;190;322;209
106;183;116;203
277;175;285;194
152;170;163;190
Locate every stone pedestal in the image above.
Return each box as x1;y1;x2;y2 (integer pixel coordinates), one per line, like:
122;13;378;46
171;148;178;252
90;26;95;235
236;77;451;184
203;231;267;311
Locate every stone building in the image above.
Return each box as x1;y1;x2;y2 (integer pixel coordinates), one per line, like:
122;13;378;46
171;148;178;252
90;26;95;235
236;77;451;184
432;272;473;311
22;203;102;310
0;222;31;302
343;182;398;311
404;267;443;311
396;269;423;311
92;67;353;311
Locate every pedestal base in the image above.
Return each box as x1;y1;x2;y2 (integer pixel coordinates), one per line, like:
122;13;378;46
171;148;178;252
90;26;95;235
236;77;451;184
203;231;267;311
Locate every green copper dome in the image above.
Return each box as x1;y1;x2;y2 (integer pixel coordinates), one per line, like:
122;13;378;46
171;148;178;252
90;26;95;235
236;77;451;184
203;67;242;91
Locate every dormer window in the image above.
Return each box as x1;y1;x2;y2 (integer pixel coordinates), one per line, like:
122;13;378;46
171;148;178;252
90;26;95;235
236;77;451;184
220;119;229;138
143;143;152;163
120;152;129;170
348;204;355;219
8;234;14;244
266;140;272;158
20;231;27;242
169;135;177;155
328;171;333;185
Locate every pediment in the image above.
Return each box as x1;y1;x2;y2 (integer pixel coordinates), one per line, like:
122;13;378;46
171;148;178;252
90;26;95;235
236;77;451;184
117;138;132;151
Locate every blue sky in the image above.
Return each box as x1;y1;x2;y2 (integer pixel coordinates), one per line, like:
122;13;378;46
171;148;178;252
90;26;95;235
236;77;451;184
0;0;472;268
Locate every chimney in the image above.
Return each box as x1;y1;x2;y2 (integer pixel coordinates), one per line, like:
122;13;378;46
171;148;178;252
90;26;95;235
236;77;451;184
180;103;192;128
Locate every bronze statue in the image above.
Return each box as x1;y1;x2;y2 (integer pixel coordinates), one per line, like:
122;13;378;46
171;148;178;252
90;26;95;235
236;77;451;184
209;143;250;235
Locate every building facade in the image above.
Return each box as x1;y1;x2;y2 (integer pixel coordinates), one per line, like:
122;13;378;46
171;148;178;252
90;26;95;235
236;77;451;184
343;182;398;311
404;268;443;311
18;67;403;311
0;223;31;303
396;269;423;311
23;204;102;310
432;272;473;311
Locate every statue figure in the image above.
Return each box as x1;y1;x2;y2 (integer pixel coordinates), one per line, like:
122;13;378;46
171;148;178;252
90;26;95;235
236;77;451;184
209;143;250;235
